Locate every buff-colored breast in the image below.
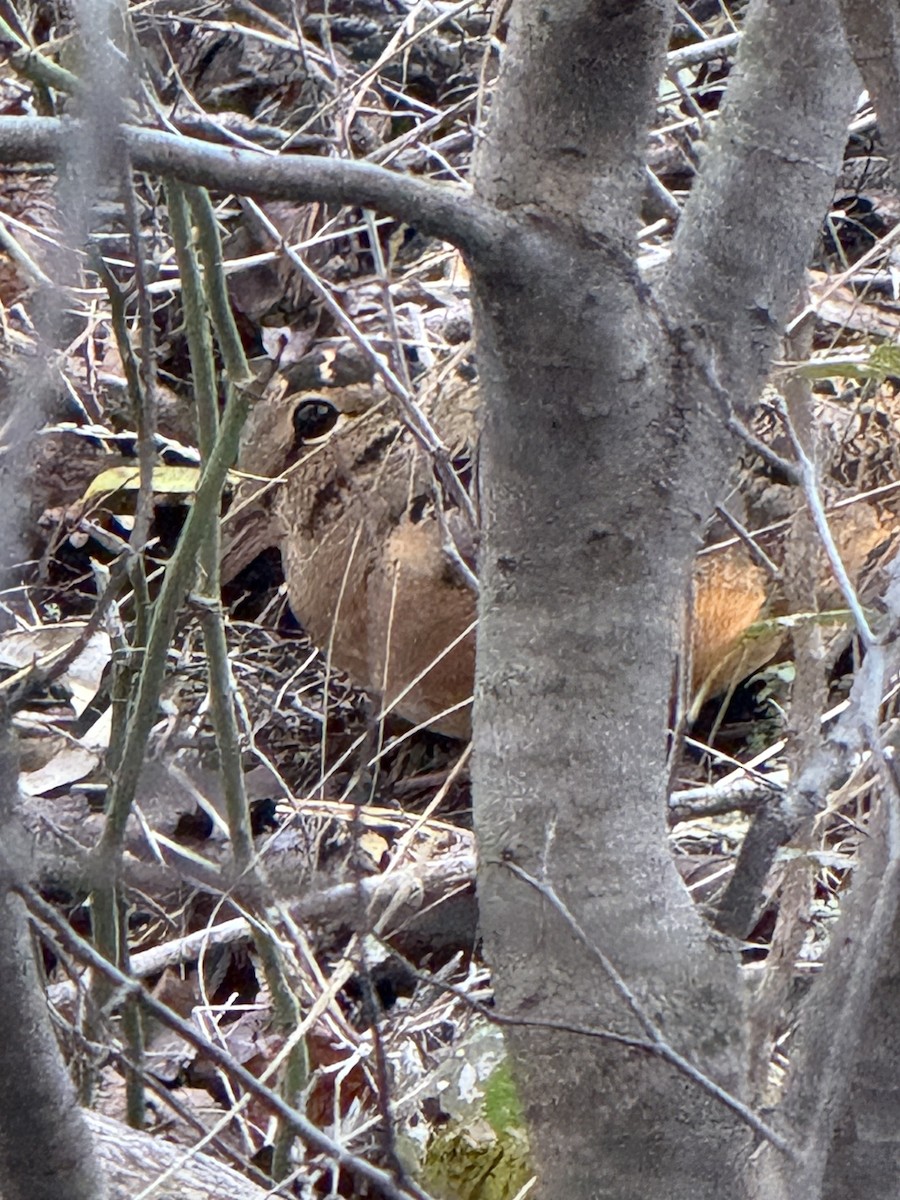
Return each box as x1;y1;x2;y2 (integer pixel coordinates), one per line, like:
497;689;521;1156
225;376;478;738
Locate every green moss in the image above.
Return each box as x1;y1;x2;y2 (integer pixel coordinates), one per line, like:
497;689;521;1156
399;1026;535;1199
483;1061;526;1137
421;1123;532;1200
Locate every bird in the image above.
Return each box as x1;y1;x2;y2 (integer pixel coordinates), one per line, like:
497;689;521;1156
223;370;479;739
224;370;900;739
690;383;900;715
688;502;899;728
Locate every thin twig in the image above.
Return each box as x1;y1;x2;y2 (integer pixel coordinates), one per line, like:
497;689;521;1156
503;861;796;1157
775;397;878;646
0;214;53;286
714;504;781;578
243;197;479;540
726;412;802;485
20;886;433;1200
666;31;741;70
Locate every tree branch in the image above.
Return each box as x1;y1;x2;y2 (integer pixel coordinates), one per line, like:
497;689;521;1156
22;884;433;1200
662;0;859;412
474;0;674;240
0;116;506;259
838;0;900;172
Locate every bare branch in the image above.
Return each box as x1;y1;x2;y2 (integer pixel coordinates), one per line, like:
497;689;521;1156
0;117;506;259
22;885;434;1200
838;1;900;169
474;0;675;240
777;397;878;646
764;629;900;1195
667;31;740;70
663;0;859;413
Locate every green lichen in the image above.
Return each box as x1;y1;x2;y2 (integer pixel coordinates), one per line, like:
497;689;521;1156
420;1122;532;1200
420;1061;533;1200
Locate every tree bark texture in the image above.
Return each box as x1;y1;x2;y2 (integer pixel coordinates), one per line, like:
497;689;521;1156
0;891;108;1200
809;14;900;1194
0;2;891;1198
471;2;859;1198
822;893;900;1200
0;726;107;1200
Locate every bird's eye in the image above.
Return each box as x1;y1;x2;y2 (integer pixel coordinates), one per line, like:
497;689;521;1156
292;398;339;444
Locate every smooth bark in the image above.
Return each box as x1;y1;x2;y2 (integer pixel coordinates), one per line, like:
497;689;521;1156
815;13;900;1194
0;725;107;1200
471;2;858;1198
0;118;505;261
838;0;900;165
0;2;894;1198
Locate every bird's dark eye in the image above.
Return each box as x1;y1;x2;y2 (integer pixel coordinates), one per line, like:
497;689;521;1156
292;398;339;444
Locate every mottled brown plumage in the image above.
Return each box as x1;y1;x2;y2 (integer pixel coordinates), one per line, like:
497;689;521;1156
690;387;900;714
226;372;900;737
224;373;478;737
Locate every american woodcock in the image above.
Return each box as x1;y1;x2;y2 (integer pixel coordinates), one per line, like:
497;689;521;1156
223;370;479;738
689;384;900;713
223;370;900;739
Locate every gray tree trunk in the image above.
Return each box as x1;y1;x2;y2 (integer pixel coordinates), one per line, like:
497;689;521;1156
815;9;900;1197
0;726;108;1200
0;2;896;1198
471;2;858;1197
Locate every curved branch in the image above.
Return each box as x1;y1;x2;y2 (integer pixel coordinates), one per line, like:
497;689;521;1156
838;0;900;171
662;0;858;412
474;0;674;241
0;117;506;259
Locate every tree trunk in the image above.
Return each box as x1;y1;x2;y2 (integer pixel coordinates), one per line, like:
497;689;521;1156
0;723;108;1200
822;902;900;1200
0;2;893;1197
471;2;858;1197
